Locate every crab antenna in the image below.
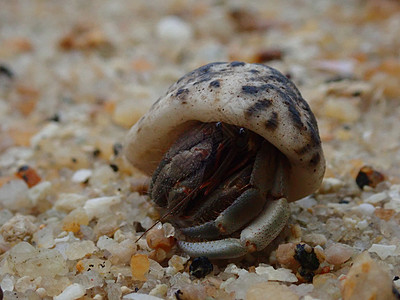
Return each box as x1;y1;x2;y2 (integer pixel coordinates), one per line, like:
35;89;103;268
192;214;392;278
134;186;201;243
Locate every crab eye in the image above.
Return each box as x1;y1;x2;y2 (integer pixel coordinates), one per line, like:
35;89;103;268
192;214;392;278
236;127;248;149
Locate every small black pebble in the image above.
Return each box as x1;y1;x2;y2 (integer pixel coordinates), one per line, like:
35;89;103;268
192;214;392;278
0;64;14;79
355;171;371;189
339;199;350;204
294;244;320;271
17;165;30;172
109;164;119;172
355;166;385;189
343;124;351;130
175;289;183;300
49;114;60;122
189;256;213;278
298;266;315;282
113;142;123;156
93;149;101;157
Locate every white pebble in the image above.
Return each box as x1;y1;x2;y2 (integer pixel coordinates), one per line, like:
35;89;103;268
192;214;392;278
149;259;165;280
36;287;47;297
325;243;353;265
0;179;31;211
123;293;164;300
224;263;248;276
352;203;375;216
255;264;298;282
28;181;52;205
384;186;400;212
304;296;321;300
71;169;93;183
323;97;360;123
97;236;136;264
368;244;397;260
356;219;369;230
15;275;38;293
30;123;60;147
83;196;121;220
54;283;86;300
7;242;68;277
156;16;193;43
54;193;87;212
314;59;355;74
65;240;98;260
0;214;37;242
34;225;55;248
149;284;168;298
0;274;15;291
112;99;146;128
295;196;317;209
223;272;268;300
319;178;344;193
364;192;387;204
302;233;328;246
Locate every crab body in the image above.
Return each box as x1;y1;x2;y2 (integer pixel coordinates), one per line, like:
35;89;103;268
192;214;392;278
149;122;290;258
125;62;325;259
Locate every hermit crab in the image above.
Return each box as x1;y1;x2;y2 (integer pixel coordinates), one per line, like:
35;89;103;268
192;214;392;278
125;62;325;259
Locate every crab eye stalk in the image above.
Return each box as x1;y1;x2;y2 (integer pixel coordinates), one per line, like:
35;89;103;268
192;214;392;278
125;62;325;259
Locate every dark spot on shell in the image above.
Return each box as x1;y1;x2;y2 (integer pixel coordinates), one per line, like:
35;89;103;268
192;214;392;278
242;83;277;95
175;88;189;101
295;144;311;156
151;97;162;109
193;73;219;85
250;69;260;74
209;80;220;88
176;88;189;96
197;62;222;73
307;121;321;146
288;104;304;129
267;65;286;78
230;61;245;67
245;99;272;118
309;152;321;167
265;112;278;130
242;85;260;94
263;74;288;85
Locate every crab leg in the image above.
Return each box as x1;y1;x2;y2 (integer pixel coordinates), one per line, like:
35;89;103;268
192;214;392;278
180;188;266;239
239;155;290;252
180;141;278;239
177;198;289;258
178;238;247;259
240;197;289;252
